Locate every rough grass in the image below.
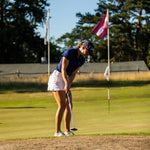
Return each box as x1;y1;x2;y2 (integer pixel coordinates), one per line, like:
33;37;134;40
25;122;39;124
1;71;150;83
0;72;150;91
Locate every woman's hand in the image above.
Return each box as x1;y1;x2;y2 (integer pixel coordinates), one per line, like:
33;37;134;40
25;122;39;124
64;83;69;94
64;81;71;94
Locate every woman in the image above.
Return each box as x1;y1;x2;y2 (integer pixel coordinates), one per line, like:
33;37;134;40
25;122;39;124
48;41;94;137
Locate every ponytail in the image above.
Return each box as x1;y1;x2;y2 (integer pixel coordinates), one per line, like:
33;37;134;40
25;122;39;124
77;42;83;48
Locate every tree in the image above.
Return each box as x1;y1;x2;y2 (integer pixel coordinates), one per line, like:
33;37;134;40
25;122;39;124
108;0;150;65
0;0;49;63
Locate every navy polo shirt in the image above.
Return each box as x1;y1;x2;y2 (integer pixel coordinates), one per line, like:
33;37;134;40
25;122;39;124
55;48;85;76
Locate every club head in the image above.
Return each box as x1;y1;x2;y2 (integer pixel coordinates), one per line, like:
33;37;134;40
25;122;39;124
71;127;78;131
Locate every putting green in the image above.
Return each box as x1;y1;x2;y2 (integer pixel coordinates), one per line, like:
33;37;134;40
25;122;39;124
0;85;150;141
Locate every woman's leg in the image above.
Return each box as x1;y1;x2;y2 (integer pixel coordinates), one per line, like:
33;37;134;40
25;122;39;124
64;91;72;132
53;91;66;133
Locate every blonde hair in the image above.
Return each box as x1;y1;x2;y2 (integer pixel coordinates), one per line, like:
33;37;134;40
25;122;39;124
77;42;83;48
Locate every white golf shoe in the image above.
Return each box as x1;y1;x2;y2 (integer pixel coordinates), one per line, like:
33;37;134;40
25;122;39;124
54;131;65;137
64;131;75;136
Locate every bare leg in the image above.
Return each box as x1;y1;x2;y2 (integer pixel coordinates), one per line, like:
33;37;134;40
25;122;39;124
64;91;72;132
53;91;66;133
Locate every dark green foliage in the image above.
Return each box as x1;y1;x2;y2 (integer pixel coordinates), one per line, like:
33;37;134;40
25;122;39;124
57;0;150;67
0;0;61;63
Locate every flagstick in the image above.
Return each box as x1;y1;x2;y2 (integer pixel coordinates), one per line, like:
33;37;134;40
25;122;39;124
107;9;110;76
48;9;50;76
107;9;110;114
108;81;110;114
92;9;110;113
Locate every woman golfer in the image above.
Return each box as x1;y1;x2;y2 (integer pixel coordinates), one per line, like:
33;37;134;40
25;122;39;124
48;41;94;137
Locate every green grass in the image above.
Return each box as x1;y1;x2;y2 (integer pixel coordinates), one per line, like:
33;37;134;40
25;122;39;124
0;84;150;141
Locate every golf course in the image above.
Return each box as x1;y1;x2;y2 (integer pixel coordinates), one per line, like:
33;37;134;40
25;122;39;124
0;73;150;149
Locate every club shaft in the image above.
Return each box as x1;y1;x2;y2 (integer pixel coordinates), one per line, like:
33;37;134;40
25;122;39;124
67;93;75;128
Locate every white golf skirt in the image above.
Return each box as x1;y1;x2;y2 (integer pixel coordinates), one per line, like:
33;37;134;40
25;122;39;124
47;70;65;91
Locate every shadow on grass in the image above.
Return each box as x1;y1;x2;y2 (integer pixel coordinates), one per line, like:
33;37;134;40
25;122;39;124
0;107;46;109
0;82;47;93
0;80;150;92
72;80;150;88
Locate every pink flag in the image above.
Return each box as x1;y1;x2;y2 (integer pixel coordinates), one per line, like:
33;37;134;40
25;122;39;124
92;11;108;39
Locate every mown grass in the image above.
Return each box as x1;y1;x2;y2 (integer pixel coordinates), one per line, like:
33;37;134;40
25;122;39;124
0;85;150;141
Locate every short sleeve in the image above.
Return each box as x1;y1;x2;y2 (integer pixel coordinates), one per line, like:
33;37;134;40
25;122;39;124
62;50;70;60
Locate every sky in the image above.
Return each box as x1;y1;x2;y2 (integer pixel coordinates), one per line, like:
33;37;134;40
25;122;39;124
37;0;99;39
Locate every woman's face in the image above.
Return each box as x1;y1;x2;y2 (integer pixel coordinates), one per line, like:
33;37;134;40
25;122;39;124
80;45;89;57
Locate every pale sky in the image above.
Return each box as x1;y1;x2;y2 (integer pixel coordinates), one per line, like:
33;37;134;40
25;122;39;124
37;0;99;39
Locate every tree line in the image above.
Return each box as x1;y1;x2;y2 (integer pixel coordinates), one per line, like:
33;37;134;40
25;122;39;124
0;0;150;68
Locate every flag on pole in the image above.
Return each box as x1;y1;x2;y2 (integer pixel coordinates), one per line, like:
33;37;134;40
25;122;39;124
104;66;109;81
92;11;108;39
44;9;50;45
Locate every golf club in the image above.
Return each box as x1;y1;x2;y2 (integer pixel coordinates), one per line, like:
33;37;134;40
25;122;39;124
67;93;78;131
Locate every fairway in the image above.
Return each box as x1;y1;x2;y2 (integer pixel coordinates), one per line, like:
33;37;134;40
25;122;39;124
0;85;150;141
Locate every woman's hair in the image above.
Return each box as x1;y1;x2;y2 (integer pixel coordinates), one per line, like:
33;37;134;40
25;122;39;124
77;42;83;48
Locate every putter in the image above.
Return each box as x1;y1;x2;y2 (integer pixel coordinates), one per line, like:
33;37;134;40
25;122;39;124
67;93;78;131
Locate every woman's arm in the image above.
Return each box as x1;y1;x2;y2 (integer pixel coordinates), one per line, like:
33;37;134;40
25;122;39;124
61;57;80;93
68;67;80;87
61;57;69;93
